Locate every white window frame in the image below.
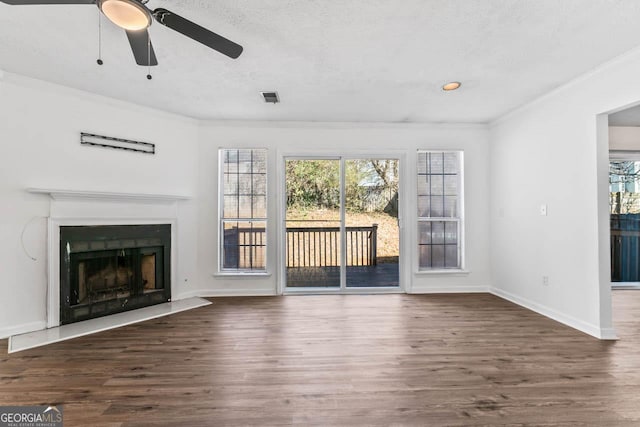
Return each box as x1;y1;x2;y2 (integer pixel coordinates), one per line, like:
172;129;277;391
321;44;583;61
218;148;268;274
416;150;465;272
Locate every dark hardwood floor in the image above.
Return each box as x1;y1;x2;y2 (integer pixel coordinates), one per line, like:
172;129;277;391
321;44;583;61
1;292;640;426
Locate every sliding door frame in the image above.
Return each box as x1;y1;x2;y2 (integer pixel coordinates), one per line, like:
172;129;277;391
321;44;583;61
278;152;406;295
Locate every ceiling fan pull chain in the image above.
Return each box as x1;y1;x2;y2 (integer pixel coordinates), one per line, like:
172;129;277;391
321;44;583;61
146;34;152;80
96;9;103;65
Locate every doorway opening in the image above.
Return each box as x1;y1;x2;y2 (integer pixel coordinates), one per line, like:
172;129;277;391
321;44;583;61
597;102;640;340
283;157;400;292
608;115;640;289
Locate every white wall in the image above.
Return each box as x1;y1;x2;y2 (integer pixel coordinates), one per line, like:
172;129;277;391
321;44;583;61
0;72;200;337
6;43;639;341
196;122;491;296
17;44;640;342
0;71;492;338
610;126;640;150
489;47;640;339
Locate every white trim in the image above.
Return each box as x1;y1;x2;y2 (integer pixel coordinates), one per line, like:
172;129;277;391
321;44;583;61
47;217;178;328
609;150;640;161
277;153;286;295
171;290;202;302
340;158;347;290
195;288;277;297
5;289;624;341
416;150;465;271
217;148;269;274
490;44;640;127
284;288;402;296
491;287;618;340
597;114;616;339
612;283;640;289
212;272;272;278
3;70;198;124
47;220;60;328
172;290;206;300
217;150;223;273
0;321;47;340
200;120;487;130
599;328;618;340
27;188;191;203
414;269;470;276
279;153;405;294
409;285;487;293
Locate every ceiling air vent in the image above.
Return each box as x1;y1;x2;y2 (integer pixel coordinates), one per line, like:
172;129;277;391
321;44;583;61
261;91;280;104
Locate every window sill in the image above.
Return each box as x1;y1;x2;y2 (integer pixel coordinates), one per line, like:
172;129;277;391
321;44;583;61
213;272;272;279
415;269;470;276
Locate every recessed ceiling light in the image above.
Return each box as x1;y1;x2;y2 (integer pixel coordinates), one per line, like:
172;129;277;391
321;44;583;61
442;81;461;91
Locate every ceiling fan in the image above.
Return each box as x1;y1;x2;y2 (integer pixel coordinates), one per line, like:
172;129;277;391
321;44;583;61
0;0;243;68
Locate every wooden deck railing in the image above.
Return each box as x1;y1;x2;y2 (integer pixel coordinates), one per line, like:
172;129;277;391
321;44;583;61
223;224;379;269
222;226;266;270
611;214;640;282
286;224;378;267
224;224;378;268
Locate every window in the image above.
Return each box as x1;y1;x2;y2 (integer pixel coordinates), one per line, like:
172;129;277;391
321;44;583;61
219;149;267;272
417;151;463;270
610;160;640;212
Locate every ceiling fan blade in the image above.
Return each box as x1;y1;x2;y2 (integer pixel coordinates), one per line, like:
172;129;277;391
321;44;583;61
126;29;158;66
0;0;94;4
152;8;243;59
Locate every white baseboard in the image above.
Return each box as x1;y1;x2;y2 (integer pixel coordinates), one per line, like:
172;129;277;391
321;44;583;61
409;285;489;294
173;290;206;300
0;321;47;340
490;287;617;340
4;289;617;342
599;328;618;340
189;288;278;297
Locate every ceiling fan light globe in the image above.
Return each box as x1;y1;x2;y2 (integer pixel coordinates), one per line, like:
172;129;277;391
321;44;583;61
99;0;151;31
442;81;462;91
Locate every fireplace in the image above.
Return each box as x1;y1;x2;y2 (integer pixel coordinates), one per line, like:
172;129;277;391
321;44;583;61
59;224;171;325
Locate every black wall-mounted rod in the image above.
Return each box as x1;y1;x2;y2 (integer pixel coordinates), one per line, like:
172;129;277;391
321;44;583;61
81;132;155;155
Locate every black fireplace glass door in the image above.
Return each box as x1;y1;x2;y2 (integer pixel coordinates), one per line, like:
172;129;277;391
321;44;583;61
140;247;164;294
71;249;135;307
60;224;171;325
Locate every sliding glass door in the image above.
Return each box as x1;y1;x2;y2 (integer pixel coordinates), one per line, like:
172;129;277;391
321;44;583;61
344;159;399;288
285;159;341;288
284;157;400;291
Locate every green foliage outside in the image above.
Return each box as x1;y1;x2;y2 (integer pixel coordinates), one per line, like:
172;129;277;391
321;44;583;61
286;160;398;213
286;160;340;209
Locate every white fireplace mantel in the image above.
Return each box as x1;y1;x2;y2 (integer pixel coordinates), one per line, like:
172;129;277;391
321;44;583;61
31;187;187;328
27;188;191;204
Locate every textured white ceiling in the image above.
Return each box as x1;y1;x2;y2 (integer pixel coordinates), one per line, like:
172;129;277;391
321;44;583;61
1;0;640;123
610;105;640;127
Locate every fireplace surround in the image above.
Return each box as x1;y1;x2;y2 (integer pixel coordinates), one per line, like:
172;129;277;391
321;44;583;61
27;188;189;329
59;224;171;324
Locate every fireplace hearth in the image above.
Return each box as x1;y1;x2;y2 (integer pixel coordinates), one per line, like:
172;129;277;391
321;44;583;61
60;224;171;325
